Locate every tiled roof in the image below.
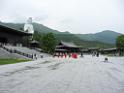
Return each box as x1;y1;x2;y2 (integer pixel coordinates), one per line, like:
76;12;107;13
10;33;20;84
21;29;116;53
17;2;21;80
0;23;32;36
59;41;81;48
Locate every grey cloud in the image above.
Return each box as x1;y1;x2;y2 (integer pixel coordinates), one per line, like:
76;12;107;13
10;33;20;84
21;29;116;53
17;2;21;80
0;0;124;34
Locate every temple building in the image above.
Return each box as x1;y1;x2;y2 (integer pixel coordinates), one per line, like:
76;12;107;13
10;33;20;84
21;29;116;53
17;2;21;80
0;24;32;45
0;18;34;45
55;41;81;53
101;48;118;54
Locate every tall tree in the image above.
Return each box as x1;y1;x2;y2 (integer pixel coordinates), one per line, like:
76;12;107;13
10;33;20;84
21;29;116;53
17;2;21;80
22;36;32;47
33;31;44;47
42;33;56;53
116;35;124;56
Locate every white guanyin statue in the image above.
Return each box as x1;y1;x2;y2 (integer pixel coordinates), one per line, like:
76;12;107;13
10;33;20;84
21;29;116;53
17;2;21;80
24;17;34;34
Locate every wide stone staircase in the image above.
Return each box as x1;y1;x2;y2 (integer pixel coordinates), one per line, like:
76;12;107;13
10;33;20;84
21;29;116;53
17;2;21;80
0;47;29;59
1;45;50;59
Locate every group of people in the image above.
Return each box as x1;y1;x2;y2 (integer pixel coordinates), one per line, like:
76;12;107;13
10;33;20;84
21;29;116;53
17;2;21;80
53;51;100;58
53;52;78;58
32;54;37;59
92;51;99;57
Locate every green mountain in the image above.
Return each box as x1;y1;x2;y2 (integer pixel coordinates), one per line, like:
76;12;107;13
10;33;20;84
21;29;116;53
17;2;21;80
0;22;114;48
0;22;61;34
54;34;113;48
76;30;122;44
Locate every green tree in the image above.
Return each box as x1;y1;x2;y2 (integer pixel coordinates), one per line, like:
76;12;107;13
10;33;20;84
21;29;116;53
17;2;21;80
33;31;44;47
116;35;124;56
42;33;56;53
33;31;43;41
22;36;32;47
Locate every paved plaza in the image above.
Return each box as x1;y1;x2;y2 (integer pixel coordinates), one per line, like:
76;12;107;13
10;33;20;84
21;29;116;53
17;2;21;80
0;55;124;93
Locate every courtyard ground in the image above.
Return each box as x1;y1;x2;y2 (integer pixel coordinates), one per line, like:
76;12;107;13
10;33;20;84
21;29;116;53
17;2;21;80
0;55;124;93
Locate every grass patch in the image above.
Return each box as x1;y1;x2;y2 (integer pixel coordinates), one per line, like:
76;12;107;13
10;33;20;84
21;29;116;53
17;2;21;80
0;59;31;65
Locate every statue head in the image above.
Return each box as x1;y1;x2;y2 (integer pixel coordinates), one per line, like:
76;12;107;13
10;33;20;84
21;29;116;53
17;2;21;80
27;17;32;24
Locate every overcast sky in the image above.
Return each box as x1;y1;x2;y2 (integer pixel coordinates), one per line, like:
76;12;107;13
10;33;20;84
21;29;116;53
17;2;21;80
0;0;124;34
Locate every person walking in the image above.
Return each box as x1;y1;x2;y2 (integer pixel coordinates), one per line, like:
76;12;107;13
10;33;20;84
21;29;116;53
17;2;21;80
81;52;83;57
96;52;99;57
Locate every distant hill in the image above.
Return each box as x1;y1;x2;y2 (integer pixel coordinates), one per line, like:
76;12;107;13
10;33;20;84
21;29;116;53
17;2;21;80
0;22;60;34
0;22;114;48
54;34;114;48
0;22;70;34
76;30;122;44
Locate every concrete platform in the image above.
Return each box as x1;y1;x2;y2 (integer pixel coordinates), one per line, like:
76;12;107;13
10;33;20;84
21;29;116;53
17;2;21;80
0;55;124;93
